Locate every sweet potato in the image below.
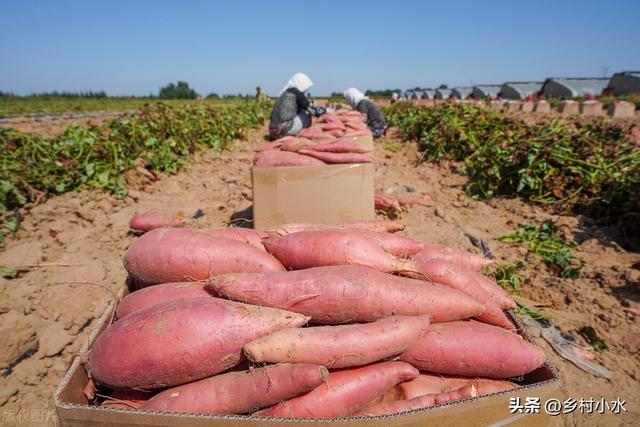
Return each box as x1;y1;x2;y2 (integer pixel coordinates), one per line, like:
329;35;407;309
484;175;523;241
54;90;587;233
356;384;477;416
254;362;419;418
129;212;185;232
415;259;514;330
123;228;285;286
375;192;401;213
254;150;325;167
139;364;328;415
209;266;484;324
399;320;546;378
298;149;371;164
307;140;372;154
263;230;416;274
400;373;517;400
101;390;152;410
244;316;431;368
297;127;324;138
268;219;405;236
413;244;493;272
344;129;372;137
198;227;270;251
254;141;283;152
321;122;346;131
280;137;312;152
115;282;214;319
371;232;423;258
324;129;345;138
88;297;309;389
475;274;517;310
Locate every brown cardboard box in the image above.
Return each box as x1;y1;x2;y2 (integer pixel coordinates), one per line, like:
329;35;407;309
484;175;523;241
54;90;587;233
252;135;374;230
534;101;551;114
54;288;560;427
559;101;579;115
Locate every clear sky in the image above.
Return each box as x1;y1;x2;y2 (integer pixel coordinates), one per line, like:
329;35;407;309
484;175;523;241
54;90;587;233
1;0;639;96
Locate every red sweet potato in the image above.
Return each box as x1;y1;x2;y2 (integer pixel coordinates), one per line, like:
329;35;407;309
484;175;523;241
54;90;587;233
280;137;312;152
209;266;484;324
400;373;517;400
399;320;546;378
198;227;270;251
268;219;405;235
298;149;371;164
344;129;372;137
413;244;493;272
375;192;401;213
321;122;346;131
129;212;185;232
101;390;152;410
254;362;419;418
254;141;283;152
324;129;345;138
139;364;328;415
415;259;514;330
371;232;423;258
297;127;324;138
123;228;285;286
244;316;431;368
474;274;517;310
254;150;326;167
115;282;214;319
88;297;309;389
263;230;416;274
356;384;477;416
307;140;372;154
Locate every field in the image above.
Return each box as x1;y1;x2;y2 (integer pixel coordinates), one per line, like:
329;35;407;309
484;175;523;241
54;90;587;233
0;99;639;425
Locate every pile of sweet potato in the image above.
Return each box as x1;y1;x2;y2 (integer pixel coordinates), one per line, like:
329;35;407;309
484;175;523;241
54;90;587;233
254;110;374;167
87;219;546;418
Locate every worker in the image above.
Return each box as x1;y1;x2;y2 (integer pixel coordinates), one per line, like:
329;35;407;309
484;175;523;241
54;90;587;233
269;72;325;139
255;86;267;102
344;87;388;138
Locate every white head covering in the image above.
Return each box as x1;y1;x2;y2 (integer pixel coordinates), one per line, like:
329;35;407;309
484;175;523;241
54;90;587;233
343;87;366;108
281;72;313;95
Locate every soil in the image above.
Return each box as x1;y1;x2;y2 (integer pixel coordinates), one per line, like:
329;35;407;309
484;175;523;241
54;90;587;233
0;120;638;426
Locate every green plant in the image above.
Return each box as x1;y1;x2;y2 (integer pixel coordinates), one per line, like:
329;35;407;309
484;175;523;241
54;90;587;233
498;222;584;278
383;103;640;237
515;303;549;320
0;100;271;239
487;262;525;291
383;142;400;153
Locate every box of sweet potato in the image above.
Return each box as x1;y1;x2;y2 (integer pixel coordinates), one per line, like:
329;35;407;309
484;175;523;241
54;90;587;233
252;134;375;230
54;284;559;427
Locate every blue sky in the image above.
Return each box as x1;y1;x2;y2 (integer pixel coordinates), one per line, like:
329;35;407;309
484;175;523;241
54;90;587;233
1;0;639;96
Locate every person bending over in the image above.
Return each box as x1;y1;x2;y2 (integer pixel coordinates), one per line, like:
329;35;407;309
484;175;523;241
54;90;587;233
269;72;325;139
344;87;388;138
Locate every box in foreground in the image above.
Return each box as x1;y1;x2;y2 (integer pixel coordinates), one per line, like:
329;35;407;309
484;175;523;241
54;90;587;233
54;289;560;427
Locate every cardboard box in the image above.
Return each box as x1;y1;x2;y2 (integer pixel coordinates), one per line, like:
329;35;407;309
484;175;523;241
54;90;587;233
54;289;560;427
252;136;375;230
520;101;534;113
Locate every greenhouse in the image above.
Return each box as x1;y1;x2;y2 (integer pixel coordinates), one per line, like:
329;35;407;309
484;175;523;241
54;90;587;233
435;88;452;99
605;71;640;96
471;85;501;99
422;89;436;99
451;87;473;99
540;78;609;98
500;82;543;100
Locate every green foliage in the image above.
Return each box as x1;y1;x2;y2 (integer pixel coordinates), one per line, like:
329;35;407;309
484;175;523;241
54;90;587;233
158;81;199;99
487;262;525;291
577;326;608;352
384;103;640;236
499;222;584;278
0;101;271;237
515;303;550;320
365;89;403;99
383;142;400;153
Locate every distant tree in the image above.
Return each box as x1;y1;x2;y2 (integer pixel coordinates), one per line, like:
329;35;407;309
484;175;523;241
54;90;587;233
158;81;199;99
330;92;343;98
438;84;448;89
206;92;220;99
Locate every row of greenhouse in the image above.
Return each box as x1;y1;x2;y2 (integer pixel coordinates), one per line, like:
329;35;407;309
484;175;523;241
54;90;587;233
400;71;640;101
